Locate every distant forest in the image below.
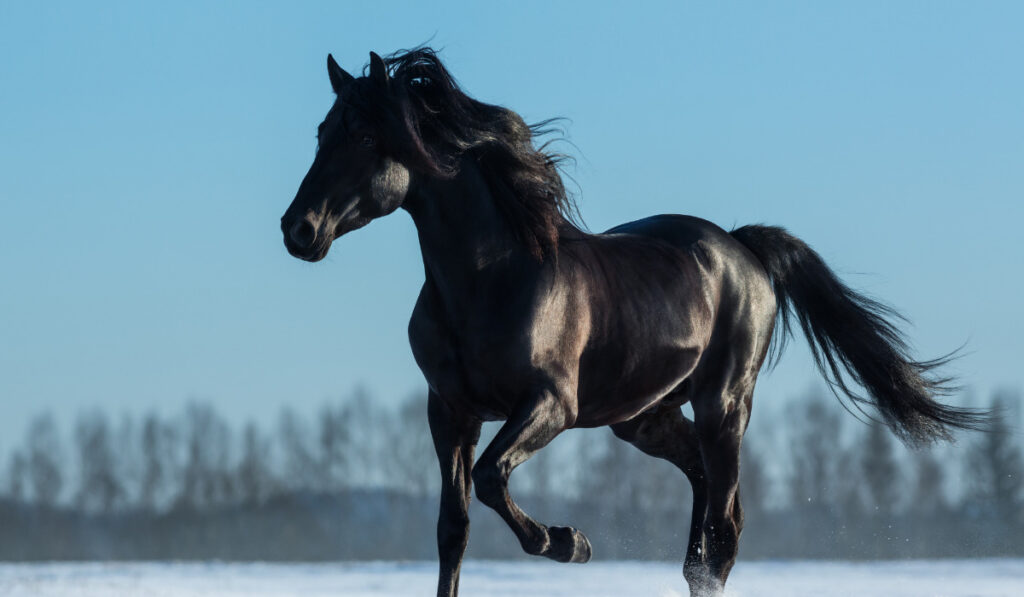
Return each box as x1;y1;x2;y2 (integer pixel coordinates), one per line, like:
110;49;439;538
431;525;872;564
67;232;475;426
2;387;1022;561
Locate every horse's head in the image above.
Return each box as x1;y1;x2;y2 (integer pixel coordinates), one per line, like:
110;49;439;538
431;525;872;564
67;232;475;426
281;52;412;262
283;47;576;261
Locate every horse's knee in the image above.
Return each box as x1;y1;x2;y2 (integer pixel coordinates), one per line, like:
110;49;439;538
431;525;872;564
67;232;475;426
471;463;504;509
437;511;470;554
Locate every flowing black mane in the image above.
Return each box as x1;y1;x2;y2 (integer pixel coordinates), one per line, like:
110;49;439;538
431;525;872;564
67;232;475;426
373;47;580;258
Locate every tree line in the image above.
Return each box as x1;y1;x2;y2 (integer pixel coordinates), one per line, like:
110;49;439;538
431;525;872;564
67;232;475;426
1;388;1021;560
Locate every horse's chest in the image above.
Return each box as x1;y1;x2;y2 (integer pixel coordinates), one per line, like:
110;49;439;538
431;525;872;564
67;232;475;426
408;304;520;420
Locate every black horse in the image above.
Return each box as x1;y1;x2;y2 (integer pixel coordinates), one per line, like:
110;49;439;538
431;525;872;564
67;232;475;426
280;48;985;597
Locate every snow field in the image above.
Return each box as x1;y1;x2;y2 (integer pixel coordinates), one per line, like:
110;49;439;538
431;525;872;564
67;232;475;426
0;559;1021;597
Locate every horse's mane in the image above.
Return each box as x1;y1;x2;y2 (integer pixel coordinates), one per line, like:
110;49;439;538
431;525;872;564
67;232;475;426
371;47;581;259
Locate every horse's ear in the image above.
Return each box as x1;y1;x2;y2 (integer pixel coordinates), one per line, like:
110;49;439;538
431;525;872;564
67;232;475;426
369;51;390;88
327;53;353;94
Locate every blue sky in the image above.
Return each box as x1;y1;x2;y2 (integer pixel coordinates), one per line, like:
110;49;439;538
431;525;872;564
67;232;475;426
1;1;1022;453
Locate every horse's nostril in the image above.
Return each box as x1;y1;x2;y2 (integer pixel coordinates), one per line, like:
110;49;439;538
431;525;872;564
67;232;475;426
290;220;317;249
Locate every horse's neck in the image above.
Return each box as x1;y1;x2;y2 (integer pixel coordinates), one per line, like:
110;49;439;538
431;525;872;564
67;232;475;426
403;163;533;308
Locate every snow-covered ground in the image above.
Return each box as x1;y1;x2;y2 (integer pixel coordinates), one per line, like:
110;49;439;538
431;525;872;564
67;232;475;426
0;559;1021;596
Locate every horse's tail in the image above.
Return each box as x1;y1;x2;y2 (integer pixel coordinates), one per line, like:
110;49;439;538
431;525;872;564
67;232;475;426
730;224;988;445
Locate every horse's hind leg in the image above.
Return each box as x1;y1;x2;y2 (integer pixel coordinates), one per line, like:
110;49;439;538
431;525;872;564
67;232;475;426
610;405;708;591
471;391;591;563
690;384;752;596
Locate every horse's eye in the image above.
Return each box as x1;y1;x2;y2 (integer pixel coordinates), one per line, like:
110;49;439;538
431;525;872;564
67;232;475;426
361;135;375;148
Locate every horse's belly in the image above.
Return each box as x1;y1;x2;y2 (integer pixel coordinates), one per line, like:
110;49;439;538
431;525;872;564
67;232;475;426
573;344;702;427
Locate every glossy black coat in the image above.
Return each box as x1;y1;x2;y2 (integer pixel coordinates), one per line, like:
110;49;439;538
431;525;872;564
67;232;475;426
281;49;985;597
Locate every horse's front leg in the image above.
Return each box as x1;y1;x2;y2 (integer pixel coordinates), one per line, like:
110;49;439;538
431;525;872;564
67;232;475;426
471;390;591;563
429;392;482;597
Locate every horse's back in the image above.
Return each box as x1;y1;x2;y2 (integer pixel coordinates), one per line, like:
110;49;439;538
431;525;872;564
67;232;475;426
604;214;724;243
604;215;747;263
601;214;779;392
603;214;772;293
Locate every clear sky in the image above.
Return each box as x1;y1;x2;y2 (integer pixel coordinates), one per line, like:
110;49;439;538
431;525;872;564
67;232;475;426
2;1;1022;454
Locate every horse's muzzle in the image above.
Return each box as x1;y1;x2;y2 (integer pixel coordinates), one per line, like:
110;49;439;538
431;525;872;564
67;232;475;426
282;217;330;262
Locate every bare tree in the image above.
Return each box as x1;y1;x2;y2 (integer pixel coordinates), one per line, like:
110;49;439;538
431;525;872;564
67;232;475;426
740;434;769;518
343;387;388;487
74;411;123;512
578;431;648;556
966;390;1023;523
6;450;27;502
789;397;844;509
26;413;64;508
113;414;140;507
385;393;435;497
317;403;349;493
179;402;235;509
911;446;948;515
860;421;900;517
237;421;276;504
277;406;318;492
139;413;175;511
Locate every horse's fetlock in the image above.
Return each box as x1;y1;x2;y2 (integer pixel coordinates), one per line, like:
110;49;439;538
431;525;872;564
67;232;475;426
521;533;550;557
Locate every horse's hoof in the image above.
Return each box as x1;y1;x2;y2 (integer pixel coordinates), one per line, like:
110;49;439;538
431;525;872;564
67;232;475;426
684;566;724;597
546;526;592;563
